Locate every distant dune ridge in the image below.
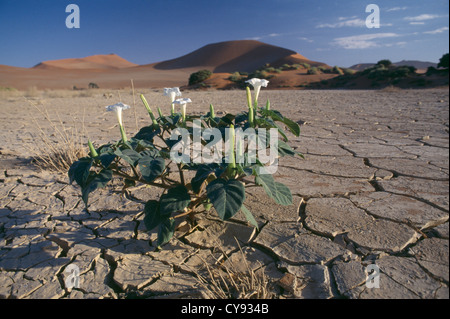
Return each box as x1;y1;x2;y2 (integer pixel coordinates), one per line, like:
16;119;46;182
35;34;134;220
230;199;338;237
33;53;138;70
350;60;437;72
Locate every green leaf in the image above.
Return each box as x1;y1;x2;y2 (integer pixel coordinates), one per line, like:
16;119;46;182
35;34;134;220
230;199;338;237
278;140;297;157
206;179;245;220
261;109;284;122
241;205;259;229
98;153;116;169
138;156;165;183
272;121;289;142
68;158;93;187
191;164;217;194
282;117;301;137
134;126;161;142
271;182;293;206
255;173;292;206
158;218;175;246
81;169;113;207
114;148;142;166
160;185;191;214
219;113;235;125
143;200;163;231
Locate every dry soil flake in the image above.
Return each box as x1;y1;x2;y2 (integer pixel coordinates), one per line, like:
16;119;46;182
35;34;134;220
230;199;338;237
412;237;449;283
255;222;346;264
304;197;374;237
112;254;171;291
346;219;420;253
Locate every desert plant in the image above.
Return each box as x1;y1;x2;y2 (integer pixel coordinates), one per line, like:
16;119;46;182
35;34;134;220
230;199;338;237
189;70;213;86
228;72;243;82
248;70;272;80
307;67;319;75
332;66;344;75
68;81;302;247
88;82;99;89
26;99;87;173
342;68;356;76
376;59;393;68
299;63;310;69
193;240;274;299
437;53;449;69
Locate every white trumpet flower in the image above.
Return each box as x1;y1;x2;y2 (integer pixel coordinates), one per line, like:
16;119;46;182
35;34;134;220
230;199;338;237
164;87;182;114
172;98;192;122
245;78;269;106
106;102;130;142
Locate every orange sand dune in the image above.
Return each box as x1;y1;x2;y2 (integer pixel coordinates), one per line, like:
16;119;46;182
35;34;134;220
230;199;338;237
152;40;323;73
33;54;138;70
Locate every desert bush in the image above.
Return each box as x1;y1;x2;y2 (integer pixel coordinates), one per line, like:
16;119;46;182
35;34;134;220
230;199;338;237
88;82;99;89
307;67;319;75
332;66;344;75
342;68;356;76
248;70;272;80
437;53;449;69
68;82;302;247
229;72;243;82
376;59;393;68
189;69;213;86
389;66;416;78
299;63;310;69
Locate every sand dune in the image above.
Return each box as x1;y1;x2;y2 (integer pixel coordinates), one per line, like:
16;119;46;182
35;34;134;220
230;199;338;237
33;54;138;70
152;40;318;72
0;40;327;90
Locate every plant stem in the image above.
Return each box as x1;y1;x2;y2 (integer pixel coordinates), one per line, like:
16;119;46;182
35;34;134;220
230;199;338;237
178;163;186;186
111;168;172;190
119;124;127;143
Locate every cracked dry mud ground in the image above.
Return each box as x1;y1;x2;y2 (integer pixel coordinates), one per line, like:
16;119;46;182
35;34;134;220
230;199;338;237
0;89;448;299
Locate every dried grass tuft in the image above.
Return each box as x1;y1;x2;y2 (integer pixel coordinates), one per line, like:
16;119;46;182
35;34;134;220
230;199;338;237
24;97;88;173
193;239;274;299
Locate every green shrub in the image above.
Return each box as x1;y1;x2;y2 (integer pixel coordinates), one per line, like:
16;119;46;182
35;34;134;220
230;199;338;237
228;72;242;82
299;63;310;69
438;53;449;69
307;67;319;75
426;66;438;76
88;82;99;89
342;68;356;76
332;66;344;75
189;70;213;86
376;59;393;68
249;70;272;79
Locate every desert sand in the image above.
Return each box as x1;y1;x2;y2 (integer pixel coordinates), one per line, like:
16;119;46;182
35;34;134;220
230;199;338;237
0;87;448;299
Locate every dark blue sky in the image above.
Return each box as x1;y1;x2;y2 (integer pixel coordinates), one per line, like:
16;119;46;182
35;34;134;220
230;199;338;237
0;0;448;68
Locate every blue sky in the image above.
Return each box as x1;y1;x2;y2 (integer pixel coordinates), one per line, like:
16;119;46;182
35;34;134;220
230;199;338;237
0;0;448;68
